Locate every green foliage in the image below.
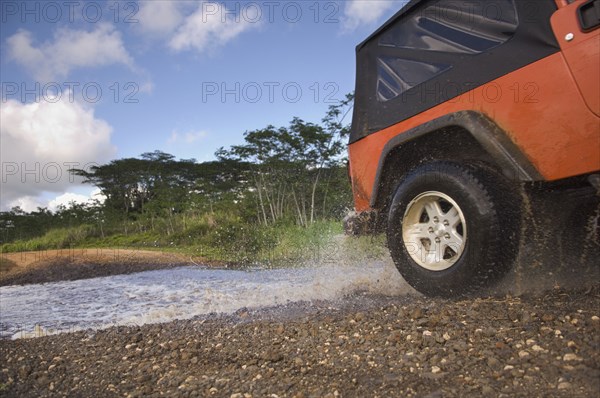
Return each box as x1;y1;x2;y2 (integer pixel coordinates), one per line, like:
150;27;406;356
1;94;356;265
1;225;96;253
216;96;354;226
172;219;342;265
0;217;345;267
340;234;388;262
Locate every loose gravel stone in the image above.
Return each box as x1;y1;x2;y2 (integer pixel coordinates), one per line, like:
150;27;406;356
1;285;599;397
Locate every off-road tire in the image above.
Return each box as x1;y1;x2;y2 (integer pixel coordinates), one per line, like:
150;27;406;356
387;161;521;297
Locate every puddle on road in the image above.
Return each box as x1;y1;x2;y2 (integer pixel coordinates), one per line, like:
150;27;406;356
0;261;411;339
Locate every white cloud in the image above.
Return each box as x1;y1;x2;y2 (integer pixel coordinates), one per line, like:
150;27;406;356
89;188;107;204
168;130;208;144
47;189;106;212
134;1;257;54
5;196;45;213
6;189;107;213
1;96;116;211
139;81;155;94
136;1;185;36
169;2;258;53
47;193;92;211
6;24;134;81
342;0;404;31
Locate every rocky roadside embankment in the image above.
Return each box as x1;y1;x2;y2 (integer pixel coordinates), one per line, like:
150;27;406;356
1;284;599;397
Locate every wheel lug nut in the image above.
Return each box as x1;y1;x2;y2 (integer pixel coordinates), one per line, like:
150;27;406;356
428;227;434;234
433;217;439;223
435;237;441;243
443;220;449;226
444;233;450;240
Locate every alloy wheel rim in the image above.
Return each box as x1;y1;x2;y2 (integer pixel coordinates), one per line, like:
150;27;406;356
402;191;467;271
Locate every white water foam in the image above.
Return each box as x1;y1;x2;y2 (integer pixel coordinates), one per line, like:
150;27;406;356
0;261;411;339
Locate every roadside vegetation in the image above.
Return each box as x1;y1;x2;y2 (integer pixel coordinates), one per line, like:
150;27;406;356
1;95;363;266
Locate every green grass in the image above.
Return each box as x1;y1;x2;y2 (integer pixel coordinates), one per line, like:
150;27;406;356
0;218;351;266
341;233;389;263
168;220;345;266
0;225;95;253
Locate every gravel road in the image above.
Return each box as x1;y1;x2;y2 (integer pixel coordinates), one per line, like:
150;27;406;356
1;284;599;397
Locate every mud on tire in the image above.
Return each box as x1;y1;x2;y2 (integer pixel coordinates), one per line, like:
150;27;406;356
387;161;521;297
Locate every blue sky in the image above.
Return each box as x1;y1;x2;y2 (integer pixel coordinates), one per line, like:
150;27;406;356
1;0;404;211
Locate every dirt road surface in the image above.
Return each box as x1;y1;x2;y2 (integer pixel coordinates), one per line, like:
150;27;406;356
0;249;599;397
0;249;222;287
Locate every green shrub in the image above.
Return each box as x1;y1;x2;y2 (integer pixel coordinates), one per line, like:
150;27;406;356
0;225;96;253
0;217;353;268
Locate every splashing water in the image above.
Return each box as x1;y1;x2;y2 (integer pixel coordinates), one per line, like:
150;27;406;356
0;261;411;339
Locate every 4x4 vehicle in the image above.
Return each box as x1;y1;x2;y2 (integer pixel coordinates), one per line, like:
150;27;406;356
346;0;600;297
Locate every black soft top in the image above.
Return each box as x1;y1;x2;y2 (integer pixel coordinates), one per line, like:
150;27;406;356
350;0;560;144
356;0;424;51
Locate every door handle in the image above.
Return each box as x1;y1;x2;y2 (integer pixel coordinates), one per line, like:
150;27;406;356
578;0;600;32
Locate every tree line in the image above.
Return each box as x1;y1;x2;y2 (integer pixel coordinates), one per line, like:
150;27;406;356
0;95;354;245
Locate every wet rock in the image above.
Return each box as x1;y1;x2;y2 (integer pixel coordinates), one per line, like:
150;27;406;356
410;308;424;320
18;365;31;379
387;330;402;343
518;350;530;359
557;381;572;390
262;351;283;363
562;353;583;362
0;284;598;398
542;314;555;322
487;357;501;370
481;385;495;396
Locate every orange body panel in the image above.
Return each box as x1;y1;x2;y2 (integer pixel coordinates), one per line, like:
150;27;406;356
349;49;600;211
551;1;600;116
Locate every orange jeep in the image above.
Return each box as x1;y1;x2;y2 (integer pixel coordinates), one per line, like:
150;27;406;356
346;0;600;296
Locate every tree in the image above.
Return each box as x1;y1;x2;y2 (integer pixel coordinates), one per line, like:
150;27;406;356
217;94;354;225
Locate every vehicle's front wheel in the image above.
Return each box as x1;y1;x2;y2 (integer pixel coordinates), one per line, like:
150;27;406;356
387;161;520;297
